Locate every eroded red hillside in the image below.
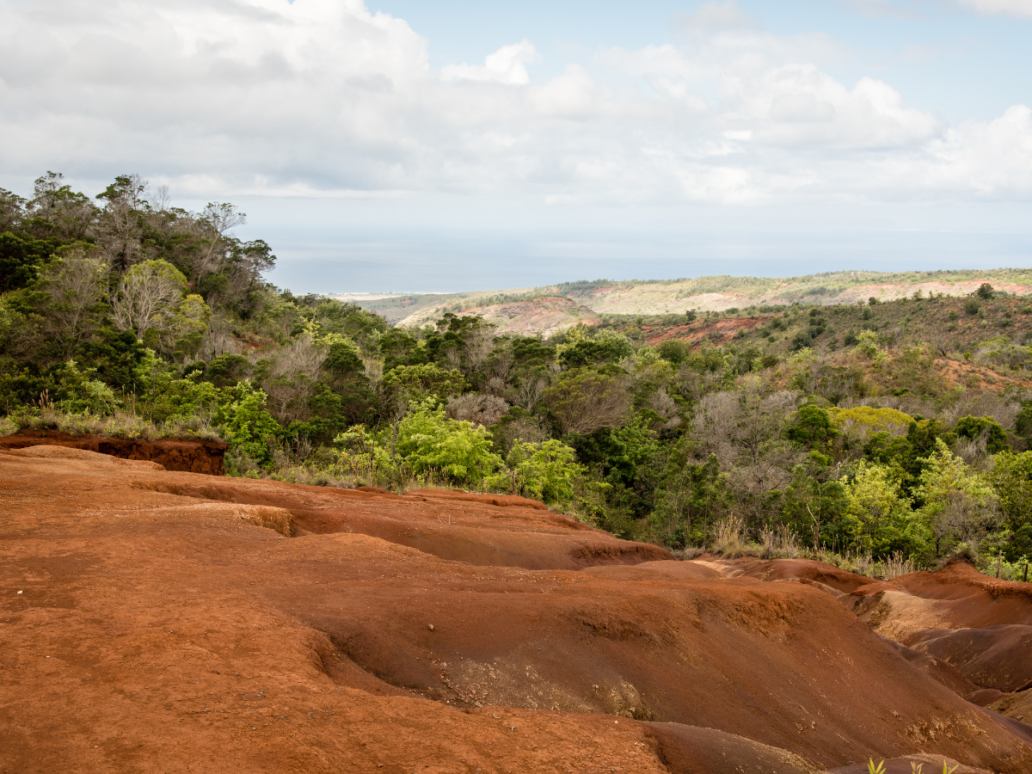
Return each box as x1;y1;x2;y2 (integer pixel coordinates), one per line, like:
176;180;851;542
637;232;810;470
2;448;1031;773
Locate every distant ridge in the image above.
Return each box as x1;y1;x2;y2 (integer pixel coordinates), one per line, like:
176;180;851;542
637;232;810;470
338;268;1032;332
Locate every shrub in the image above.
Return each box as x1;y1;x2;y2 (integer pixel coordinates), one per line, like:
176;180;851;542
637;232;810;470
489;439;585;505
829;406;914;439
841;461;919;557
214;382;281;466
855;330;881;359
53;359;119;415
382;363;466;403
955;415;1008;454
395;402;502;485
541;369;631;435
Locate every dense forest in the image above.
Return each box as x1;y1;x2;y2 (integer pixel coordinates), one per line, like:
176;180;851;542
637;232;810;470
2;173;1032;580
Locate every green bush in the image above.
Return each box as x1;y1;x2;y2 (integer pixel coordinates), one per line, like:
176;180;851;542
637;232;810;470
395;402;502;485
955;415;1008;453
214;382;281;466
490;439;584;505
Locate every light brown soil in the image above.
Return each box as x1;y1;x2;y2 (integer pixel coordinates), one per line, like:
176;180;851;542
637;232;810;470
935;358;1032;394
402;296;601;336
3;451;1032;773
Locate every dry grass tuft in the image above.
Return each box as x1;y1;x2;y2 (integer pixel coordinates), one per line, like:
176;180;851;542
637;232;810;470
760;525;801;560
710;516;750;558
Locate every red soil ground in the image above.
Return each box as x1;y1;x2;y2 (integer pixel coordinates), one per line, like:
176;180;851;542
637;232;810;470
3;448;1032;773
644;317;769;347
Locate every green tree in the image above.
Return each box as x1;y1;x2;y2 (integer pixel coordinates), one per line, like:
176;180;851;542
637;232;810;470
955;415;1008;454
53;359;120;415
558;330;633;368
786;405;836;449
989;451;1032;560
841;462;920;556
35;251;110;359
492;439;585;505
382;363;465;404
541;369;631;436
649;451;729;547
395;402;502;485
781;459;848;551
214;383;281;465
0;232;61;292
914;439;998;557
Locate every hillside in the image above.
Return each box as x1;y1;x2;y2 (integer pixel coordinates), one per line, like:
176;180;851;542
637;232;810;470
3;445;1032;773
4;171;1032;622
341;269;1032;333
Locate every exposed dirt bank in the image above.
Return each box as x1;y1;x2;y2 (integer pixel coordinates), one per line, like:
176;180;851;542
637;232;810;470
0;429;228;474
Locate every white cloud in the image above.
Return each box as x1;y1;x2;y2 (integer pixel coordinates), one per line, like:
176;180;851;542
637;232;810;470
0;0;1030;209
442;40;539;85
955;0;1032;17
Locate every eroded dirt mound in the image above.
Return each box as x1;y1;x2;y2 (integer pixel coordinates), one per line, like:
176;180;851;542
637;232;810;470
131;474;669;571
904;625;1032;693
697;556;875;594
2;452;1032;773
993;688;1032;724
646;724;822;774
697;556;1032;696
5;444;167;470
0;429;228;474
879;637;978;697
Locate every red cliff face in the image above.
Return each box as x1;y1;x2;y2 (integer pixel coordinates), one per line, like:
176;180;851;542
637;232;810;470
0;429;228;474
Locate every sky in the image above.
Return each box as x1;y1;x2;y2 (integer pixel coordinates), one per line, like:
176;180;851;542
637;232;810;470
1;0;1031;293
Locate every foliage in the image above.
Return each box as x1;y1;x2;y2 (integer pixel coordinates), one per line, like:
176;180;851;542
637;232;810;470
214;383;281;465
394;402;502;485
786;405;835;449
542;369;631;435
489;439;585;505
841;462;921;556
382;363;465;403
828;406;913;439
7;171;1032;570
954;415;1007;453
914;439;999;557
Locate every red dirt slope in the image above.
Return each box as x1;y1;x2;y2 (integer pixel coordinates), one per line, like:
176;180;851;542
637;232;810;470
700;557;874;594
0;429;228;474
2;449;1032;773
129;474;670;571
707;556;1032;731
846;561;1032;695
